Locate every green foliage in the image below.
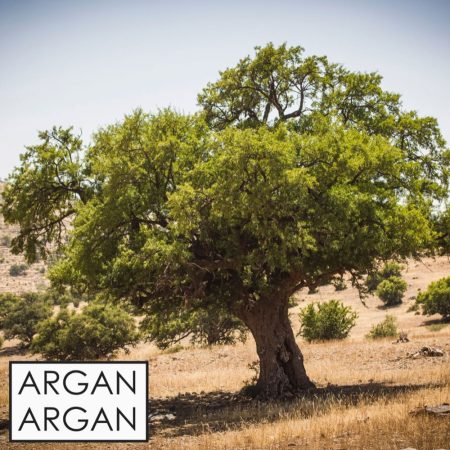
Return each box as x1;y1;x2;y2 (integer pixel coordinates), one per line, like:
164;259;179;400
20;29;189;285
141;305;247;349
2;293;52;346
198;43;407;136
31;300;140;360
366;315;398;339
376;276;408;306
380;263;403;280
433;207;450;254
40;287;85;308
198;44;449;185
415;277;450;319
9;263;28;276
2;127;91;263
0;293;16;328
298;300;358;341
366;262;403;292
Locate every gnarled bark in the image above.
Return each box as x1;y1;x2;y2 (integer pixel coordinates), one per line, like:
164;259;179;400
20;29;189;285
235;295;315;398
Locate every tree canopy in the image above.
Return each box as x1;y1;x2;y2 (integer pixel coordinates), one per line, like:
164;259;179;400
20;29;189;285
2;43;449;398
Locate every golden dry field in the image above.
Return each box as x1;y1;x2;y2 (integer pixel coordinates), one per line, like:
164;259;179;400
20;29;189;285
0;203;449;449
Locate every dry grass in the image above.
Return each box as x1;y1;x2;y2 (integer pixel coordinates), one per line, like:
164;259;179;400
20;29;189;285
1;334;449;449
163;386;450;450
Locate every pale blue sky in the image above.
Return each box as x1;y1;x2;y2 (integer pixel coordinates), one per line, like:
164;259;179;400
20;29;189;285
1;0;449;178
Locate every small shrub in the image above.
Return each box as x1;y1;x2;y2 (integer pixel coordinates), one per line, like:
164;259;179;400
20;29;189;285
332;277;347;291
2;293;52;346
376;276;407;306
366;315;398;339
0;334;4;348
366;262;403;292
298;300;358;342
9;263;28;277
415;276;450;320
32;300;140;360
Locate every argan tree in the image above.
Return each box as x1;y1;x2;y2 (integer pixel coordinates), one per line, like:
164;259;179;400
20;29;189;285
2;43;449;398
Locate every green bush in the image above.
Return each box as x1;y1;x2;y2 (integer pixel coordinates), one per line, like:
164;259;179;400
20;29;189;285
9;263;28;277
415;277;450;320
2;293;52;346
332;277;347;291
366;262;403;292
376;276;407;306
32;301;140;360
298;300;358;342
366;315;398;339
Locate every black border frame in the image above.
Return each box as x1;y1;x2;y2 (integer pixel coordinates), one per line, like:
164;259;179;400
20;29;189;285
9;360;149;443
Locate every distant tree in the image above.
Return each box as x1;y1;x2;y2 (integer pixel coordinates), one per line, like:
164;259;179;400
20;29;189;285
2;43;449;398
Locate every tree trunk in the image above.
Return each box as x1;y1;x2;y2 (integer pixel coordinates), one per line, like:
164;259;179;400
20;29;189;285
236;295;315;399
